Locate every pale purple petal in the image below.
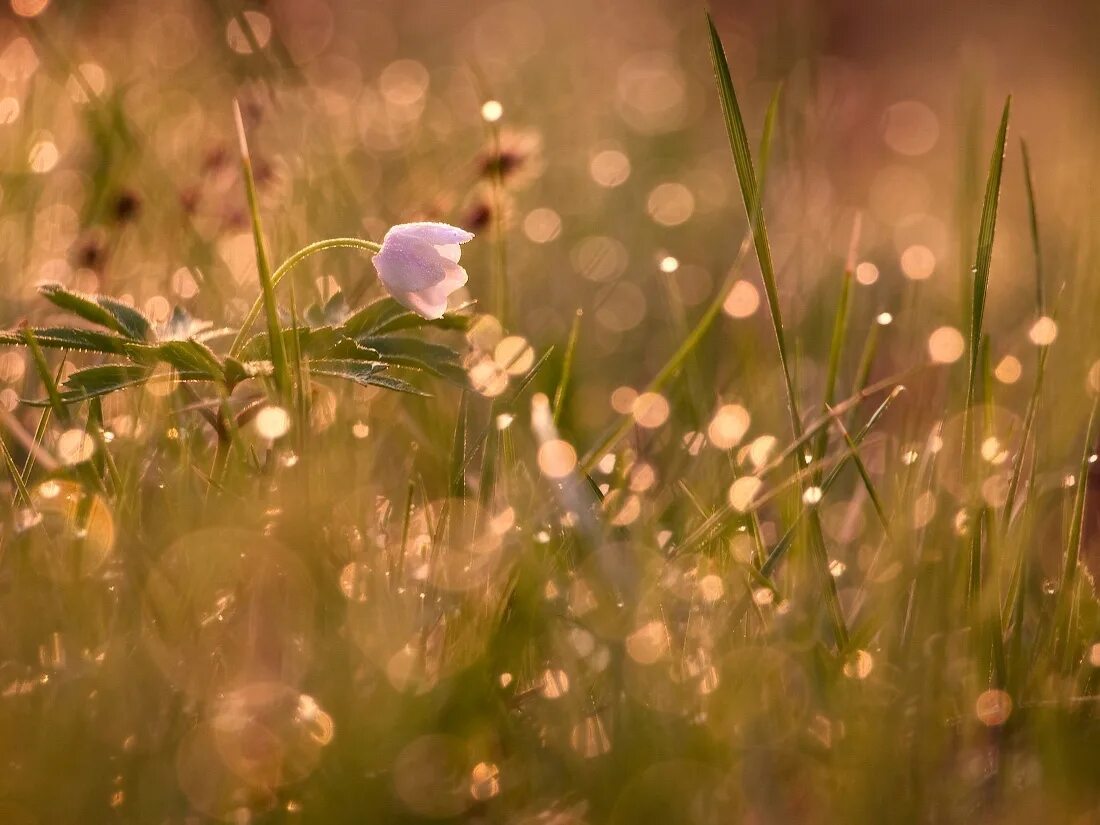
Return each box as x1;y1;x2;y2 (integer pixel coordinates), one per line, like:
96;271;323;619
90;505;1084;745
372;222;474;319
386;222;474;246
372;234;446;293
393;289;448;320
435;243;462;263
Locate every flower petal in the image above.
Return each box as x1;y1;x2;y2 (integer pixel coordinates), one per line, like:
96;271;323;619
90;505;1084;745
392;289;449;320
391;264;468;320
434;243;462;263
372;234;446;293
386;222;474;246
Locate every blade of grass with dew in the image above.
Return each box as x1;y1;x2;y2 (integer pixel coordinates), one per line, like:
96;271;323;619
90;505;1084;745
827;407;891;538
707;12;801;442
717;390;903;634
1052;395;1099;670
708;13;847;645
963;97;1011;460
22;329;69;425
460;345;556;479
1002;155;1055;527
233;100;290;399
759;387;903;578
756;83;782;197
804;217;865;646
552;309;582;426
675;381;905;556
449;391;470;500
814;214;861;467
1020;139;1045;316
579;228;751;472
288;283;309;466
579;56;782;471
1003;153;1055;678
0;431;33;509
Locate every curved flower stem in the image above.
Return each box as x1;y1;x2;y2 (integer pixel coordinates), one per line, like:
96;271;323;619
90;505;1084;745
228;237;381;358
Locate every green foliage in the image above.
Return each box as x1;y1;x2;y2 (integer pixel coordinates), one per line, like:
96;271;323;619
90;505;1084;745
0;6;1098;825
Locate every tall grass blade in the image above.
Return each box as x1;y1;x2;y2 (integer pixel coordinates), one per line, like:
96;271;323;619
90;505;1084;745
233;100;290;399
964;97;1011;418
1053;396;1099;668
1020;139;1045;315
552;309;582;426
707;12;801;441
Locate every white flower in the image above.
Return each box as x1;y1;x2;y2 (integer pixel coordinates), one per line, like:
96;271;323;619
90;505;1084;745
371;222;474;319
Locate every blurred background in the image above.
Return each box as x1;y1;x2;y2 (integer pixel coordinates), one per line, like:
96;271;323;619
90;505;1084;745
1;0;1100;822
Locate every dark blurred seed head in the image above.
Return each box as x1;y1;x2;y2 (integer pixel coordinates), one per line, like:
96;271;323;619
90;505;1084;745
476;128;544;189
462;201;492;232
460;184;515;232
73;236;106;270
201;145;231;175
179;185;201;215
111;189;142;224
253;159;273;186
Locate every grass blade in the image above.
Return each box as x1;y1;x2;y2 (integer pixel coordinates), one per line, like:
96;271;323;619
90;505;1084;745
964;97;1011;419
1053;396;1099;668
1020;139;1045;316
552;309;582;426
707;12;801;440
579;229;753;471
233;100;290;399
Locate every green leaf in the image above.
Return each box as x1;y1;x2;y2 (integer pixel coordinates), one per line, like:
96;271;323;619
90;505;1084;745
63;364;150;395
341;297;475;339
20;364;152;406
154;339;225;381
238;326;373;362
38;282;152;340
0;326;144;356
310;359;428;396
361;336;466;384
707;13;801;441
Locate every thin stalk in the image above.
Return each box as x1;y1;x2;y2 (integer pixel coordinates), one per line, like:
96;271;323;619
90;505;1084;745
552;309;582;426
229;237;381;358
22;329;68;425
962;97;1011;468
233;100;290;398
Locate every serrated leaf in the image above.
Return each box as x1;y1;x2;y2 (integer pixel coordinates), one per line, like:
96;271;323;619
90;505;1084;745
21;367;211;407
241;325;380;363
362;336;466;384
0;326;150;357
340;297;474;338
63;364;150;394
38;282;153;340
21;364;152;406
155;339;225;381
240;326;339;361
310;358;428;396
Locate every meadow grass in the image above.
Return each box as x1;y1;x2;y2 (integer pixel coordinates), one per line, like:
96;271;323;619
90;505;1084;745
0;4;1098;824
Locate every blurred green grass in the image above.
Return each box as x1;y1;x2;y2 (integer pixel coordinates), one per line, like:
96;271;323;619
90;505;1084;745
0;0;1099;822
